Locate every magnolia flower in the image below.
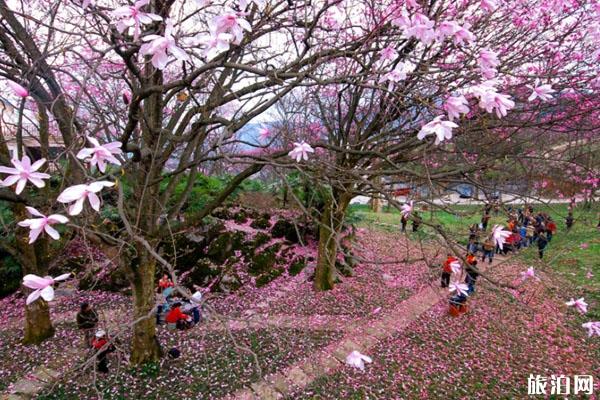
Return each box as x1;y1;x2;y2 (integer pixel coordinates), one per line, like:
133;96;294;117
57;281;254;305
17;207;69;244
491;225;511;250
566;298;588;314
586;270;593;279
0;156;51;195
582;321;600;337
288;141;314;162
520;267;537;280
437;21;475;45
345;350;372;371
580;243;589;249
417;116;458;144
405;13;436;44
57;181;115;216
401;201;413;218
22;273;71;305
210;13;252;45
449;281;470;297
140;19;190;70
450;261;462;275
480;0;498;12
479;92;515;118
197;32;234;60
444;95;470;121
258;126;271;141
372;307;382;314
76;137;123;173
527;79;555;102
112;0;163;41
7;81;29;98
381;64;407;85
478;49;500;70
379;46;398;61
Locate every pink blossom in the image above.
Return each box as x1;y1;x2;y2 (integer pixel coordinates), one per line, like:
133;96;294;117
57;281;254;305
480;0;498;12
401;201;413;218
520;267;537;280
139;19;190;70
444;95;470;121
449;281;469;297
450;261;461;275
527;79;555;102
17;207;69;244
210;13;252;45
22;273;71;305
76;137;123;173
582;321;600;337
586;270;593;279
381;64;407;84
566;298;588;314
379;46;398;61
258;126;271;141
491;225;511;250
57;181;115;216
112;0;163;41
417;116;458;144
7;81;29;98
0;156;51;195
580;243;589;249
405;13;436;44
478;91;515;118
196;32;234;60
345;350;372;371
288;141;314;162
478;49;500;78
437;21;475;45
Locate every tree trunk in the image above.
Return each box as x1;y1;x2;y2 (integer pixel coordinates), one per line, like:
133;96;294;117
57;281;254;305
314;192;351;291
129;247;162;364
23;298;54;344
13;205;55;345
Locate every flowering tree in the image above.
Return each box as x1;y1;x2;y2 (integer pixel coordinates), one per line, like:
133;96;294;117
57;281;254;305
267;0;600;290
0;0;377;361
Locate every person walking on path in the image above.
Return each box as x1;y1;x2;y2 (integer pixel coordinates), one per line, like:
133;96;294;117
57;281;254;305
546;218;557;242
481;237;494;264
481;212;491;231
76;302;99;348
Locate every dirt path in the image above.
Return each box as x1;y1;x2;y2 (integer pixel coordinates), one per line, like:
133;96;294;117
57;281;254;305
227;255;505;400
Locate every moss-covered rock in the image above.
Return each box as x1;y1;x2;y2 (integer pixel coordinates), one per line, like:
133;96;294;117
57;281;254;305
250;215;271;230
211;207;232;220
206;232;234;264
248;243;281;275
270;219;301;243
288;257;306;276
256;268;284;287
233;210;248;224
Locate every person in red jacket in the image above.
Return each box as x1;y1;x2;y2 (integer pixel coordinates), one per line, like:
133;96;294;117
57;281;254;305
165;302;192;330
158;274;174;292
91;330;115;373
441;254;457;288
546;218;557;242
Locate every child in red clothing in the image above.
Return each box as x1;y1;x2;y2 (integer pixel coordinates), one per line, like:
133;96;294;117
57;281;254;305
441;254;457;288
91;330;115;373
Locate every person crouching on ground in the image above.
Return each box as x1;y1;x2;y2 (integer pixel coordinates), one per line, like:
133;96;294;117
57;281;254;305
166;302;192;330
76;302;99;348
91;330;115;373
